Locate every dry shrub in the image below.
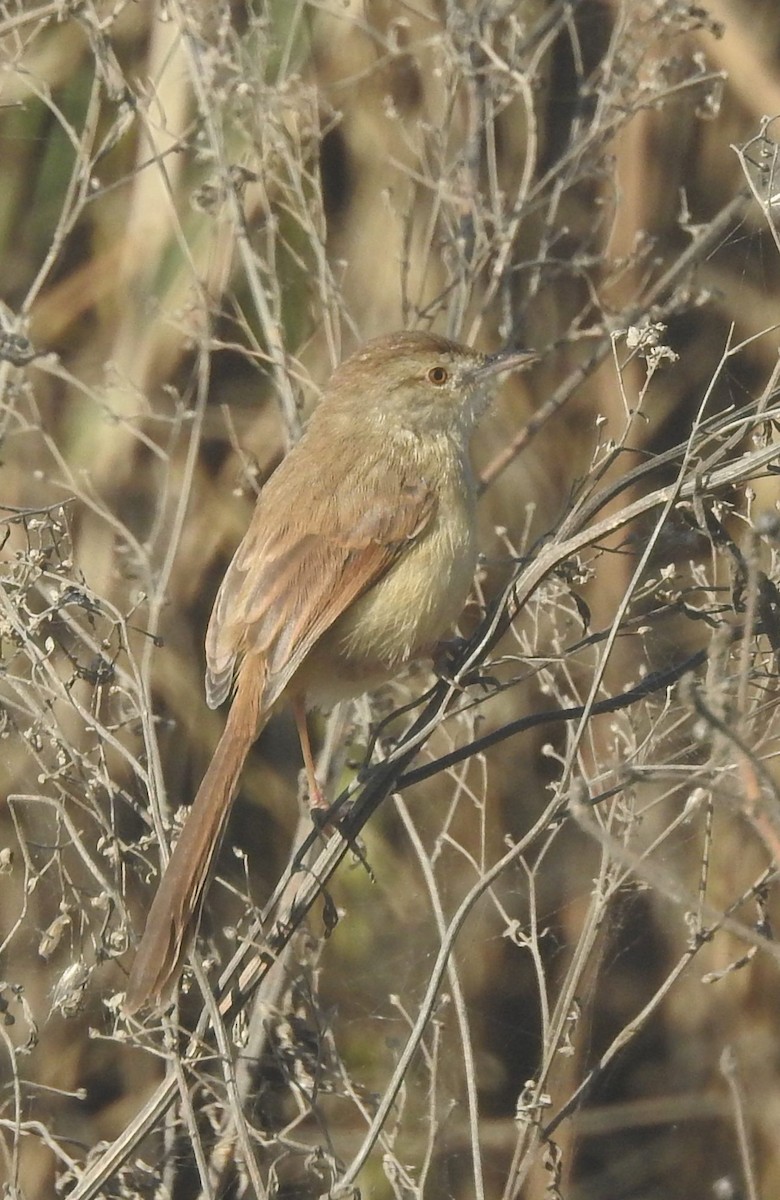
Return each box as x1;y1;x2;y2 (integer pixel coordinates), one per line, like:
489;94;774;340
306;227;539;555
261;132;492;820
2;2;780;1198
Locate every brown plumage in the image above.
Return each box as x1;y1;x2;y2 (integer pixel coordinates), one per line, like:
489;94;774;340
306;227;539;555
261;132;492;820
124;331;536;1014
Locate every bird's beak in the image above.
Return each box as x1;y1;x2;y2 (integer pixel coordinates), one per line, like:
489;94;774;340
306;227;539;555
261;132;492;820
470;346;539;383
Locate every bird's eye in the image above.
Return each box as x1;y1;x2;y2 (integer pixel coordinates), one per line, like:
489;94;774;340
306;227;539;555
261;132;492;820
427;365;449;386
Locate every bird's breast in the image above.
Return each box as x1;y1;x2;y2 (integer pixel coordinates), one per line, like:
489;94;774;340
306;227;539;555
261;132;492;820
300;469;477;709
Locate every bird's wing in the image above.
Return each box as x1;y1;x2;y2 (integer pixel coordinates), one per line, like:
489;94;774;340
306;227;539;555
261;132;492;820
205;461;435;710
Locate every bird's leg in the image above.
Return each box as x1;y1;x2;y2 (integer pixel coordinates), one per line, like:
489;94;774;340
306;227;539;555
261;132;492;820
292;696;327;811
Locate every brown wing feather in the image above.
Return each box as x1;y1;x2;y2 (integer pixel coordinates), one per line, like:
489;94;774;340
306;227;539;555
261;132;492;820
205;457;434;711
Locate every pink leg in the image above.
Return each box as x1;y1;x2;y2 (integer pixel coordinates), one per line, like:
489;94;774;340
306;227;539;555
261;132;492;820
292;697;327;810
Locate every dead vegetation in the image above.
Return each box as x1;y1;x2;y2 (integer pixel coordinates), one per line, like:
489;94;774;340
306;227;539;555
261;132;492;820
3;2;780;1197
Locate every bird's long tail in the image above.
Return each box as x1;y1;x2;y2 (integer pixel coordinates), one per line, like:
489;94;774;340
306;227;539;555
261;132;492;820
123;662;267;1014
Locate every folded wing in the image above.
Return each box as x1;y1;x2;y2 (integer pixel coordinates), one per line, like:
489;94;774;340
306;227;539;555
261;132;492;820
205;457;435;710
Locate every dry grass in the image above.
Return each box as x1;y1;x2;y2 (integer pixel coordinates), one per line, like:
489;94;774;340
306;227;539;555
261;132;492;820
3;2;780;1197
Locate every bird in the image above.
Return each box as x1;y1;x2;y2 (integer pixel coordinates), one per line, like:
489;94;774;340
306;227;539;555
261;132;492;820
123;330;536;1013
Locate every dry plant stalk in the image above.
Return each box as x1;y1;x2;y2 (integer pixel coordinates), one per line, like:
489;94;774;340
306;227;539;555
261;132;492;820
2;3;780;1200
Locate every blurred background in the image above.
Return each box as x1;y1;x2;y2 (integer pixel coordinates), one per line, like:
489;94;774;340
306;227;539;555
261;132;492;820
3;1;780;1197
